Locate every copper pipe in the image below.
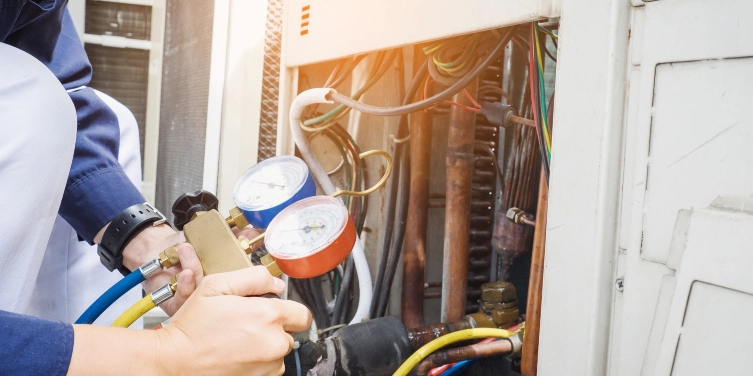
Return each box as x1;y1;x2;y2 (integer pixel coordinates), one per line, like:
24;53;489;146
423;292;442;299
414;339;513;375
521;168;548;376
441;79;477;322
424;281;442;289
510;114;536;128
401;106;433;329
428;200;446;208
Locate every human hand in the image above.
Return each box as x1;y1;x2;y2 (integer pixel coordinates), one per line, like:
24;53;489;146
158;266;312;376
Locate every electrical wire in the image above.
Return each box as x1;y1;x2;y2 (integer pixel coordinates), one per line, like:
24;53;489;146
303;50;397;131
528;23;551;183
442;360;475;376
75;269;145;324
327;28;515;117
375;149;410;317
294;346;302;376
111;294;155;328
392;328;513;376
369;58;429;319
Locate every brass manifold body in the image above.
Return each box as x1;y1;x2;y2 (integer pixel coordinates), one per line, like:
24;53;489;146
159;207;281;279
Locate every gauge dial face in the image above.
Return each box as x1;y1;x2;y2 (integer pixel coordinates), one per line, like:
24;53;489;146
265;196;348;259
234;156;310;211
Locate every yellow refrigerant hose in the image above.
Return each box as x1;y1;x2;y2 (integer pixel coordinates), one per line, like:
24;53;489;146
112;279;176;328
111;294;155;328
392;328;514;376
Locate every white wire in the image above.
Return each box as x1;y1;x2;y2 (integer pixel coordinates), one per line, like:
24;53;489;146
289;88;373;324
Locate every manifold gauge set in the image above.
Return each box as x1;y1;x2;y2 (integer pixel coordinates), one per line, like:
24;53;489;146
232;156;356;278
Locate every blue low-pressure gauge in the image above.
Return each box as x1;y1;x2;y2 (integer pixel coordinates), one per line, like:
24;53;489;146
233;155;316;228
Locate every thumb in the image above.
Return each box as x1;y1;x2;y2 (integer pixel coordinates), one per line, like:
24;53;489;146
197;266;286;298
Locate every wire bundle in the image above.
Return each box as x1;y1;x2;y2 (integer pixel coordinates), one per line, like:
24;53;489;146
528;22;555;182
292;53;391;335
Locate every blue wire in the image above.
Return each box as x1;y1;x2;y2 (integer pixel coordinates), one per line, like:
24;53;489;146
442;359;477;376
294;347;302;376
75;269;145;324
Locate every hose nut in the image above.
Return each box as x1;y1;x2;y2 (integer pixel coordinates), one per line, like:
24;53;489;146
226;206;250;229
158;244;181;268
506;207;535;226
261;254;283;278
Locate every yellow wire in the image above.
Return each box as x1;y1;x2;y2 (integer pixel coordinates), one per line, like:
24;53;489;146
331;149;392;198
111;294;155;328
392;328;513;376
423;43;444;55
533;26;552;153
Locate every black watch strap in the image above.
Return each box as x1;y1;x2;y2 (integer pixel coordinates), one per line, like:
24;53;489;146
97;203;167;276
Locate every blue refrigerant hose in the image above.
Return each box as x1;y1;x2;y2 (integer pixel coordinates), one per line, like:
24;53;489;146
75;266;149;324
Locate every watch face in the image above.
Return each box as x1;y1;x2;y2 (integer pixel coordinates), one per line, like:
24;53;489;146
234;156;311;212
265;196;348;259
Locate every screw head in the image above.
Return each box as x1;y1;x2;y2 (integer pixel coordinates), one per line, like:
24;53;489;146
615;277;625;292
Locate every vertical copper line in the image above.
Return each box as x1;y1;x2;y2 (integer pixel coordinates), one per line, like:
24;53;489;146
440;79;478;322
401;104;433;329
521;167;548;376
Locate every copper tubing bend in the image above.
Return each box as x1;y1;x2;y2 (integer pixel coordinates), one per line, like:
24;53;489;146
413;339;513;375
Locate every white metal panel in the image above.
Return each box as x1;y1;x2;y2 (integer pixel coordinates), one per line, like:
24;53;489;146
613;1;753;374
671;282;753;375
202;0;231;194
651;206;753;374
142;0;166;204
283;0;560;66
215;0;268;214
642;58;753;264
537;0;631;374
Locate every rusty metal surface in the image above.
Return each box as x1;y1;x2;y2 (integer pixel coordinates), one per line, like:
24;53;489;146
441;80;478;322
521;169;548;376
406;317;476;350
492;210;534;280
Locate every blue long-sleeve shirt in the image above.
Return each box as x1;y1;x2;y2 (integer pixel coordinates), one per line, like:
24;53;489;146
1;1;146;374
3;0;145;243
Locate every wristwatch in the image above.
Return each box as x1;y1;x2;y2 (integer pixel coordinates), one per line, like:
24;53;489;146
97;203;167;276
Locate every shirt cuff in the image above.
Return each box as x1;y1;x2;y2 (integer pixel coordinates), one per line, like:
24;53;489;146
59;167;146;243
0;311;74;376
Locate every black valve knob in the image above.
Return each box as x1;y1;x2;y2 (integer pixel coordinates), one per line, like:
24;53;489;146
171;190;219;231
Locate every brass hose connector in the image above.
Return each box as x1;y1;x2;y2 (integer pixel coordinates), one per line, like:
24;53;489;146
159;244;181;268
261;254;283;278
225;206;250;229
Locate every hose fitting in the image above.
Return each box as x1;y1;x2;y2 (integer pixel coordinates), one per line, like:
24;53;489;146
158;244;180;268
150;283;175;306
139;258;163;279
506;207;536;227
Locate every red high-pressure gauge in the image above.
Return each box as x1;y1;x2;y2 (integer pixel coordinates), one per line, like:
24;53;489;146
264;196;356;278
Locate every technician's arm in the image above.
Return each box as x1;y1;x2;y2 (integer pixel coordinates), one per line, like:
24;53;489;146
69;266;311;376
0;266;311;376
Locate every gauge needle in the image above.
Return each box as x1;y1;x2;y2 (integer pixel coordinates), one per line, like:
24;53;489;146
283;224;325;233
250;181;286;189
